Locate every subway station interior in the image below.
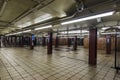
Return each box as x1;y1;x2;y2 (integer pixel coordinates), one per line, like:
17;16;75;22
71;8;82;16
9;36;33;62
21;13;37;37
0;0;120;80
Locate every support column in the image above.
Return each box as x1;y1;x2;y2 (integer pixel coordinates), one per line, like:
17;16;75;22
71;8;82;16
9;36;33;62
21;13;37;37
106;34;111;54
89;28;97;65
11;36;13;47
68;38;71;47
0;36;1;48
30;35;34;50
73;36;77;50
15;36;17;47
20;36;24;47
55;36;59;48
42;37;46;46
8;36;10;46
47;32;53;54
34;37;37;46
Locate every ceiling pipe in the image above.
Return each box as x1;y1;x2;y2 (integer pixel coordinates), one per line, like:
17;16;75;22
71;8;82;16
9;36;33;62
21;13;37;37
10;0;55;24
0;0;8;17
9;0;119;34
27;0;118;27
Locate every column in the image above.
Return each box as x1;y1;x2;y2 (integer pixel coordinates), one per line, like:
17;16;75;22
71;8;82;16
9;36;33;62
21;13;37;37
89;28;97;65
55;36;59;48
20;36;24;47
47;32;53;54
0;36;1;48
30;35;34;50
68;38;71;47
106;34;111;54
11;36;13;46
73;36;77;50
8;36;10;46
15;36;17;47
42;37;46;46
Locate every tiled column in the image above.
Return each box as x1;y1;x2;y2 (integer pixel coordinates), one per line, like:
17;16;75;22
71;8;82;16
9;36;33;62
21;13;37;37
42;37;46;46
8;36;10;46
47;32;53;54
55;36;59;48
15;36;17;47
68;38;71;47
106;34;111;54
0;36;1;48
34;37;37;46
73;36;77;50
20;36;24;47
11;36;13;46
30;35;34;50
89;28;97;65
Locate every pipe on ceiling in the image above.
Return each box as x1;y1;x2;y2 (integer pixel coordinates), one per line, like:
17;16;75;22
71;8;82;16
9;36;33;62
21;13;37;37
0;0;8;17
9;0;119;34
11;0;55;24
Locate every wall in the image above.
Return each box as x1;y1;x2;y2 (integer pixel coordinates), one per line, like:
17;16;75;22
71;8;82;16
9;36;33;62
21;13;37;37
84;36;116;50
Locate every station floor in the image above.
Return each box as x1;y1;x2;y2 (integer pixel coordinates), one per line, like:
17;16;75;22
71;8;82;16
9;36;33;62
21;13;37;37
0;46;120;80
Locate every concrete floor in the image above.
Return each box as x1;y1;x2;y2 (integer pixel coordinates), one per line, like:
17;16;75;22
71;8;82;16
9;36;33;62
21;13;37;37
0;46;120;80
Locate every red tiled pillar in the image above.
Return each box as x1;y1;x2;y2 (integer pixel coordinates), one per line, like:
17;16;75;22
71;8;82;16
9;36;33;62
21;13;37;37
0;36;1;48
15;36;17;47
42;37;46;46
106;34;111;54
89;28;97;65
73;36;77;50
55;36;59;48
11;36;13;46
47;32;53;54
30;35;34;50
20;36;24;47
68;38;71;47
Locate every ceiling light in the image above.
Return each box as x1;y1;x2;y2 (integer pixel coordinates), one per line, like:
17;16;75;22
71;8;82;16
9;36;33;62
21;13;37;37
35;25;52;30
101;32;120;35
61;11;115;25
117;26;120;29
17;21;31;28
22;30;31;33
15;30;31;34
61;30;88;34
102;27;110;30
34;14;53;24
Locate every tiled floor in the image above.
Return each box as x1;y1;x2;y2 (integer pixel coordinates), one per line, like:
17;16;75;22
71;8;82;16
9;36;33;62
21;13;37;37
0;46;120;80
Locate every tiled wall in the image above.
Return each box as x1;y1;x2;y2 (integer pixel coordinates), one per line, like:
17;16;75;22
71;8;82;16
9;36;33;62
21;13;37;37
84;37;118;50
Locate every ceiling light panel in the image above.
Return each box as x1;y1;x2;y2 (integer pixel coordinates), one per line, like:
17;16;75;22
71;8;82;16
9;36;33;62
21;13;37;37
34;14;53;24
35;25;52;30
61;30;88;34
61;11;115;25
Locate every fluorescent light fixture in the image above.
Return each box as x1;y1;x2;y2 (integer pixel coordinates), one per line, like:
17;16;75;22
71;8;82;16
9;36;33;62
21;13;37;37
57;33;89;37
7;30;32;36
101;32;120;35
17;22;31;28
34;14;52;24
16;32;22;34
35;25;52;30
61;11;114;25
61;30;88;34
116;26;120;29
22;30;31;33
102;27;110;30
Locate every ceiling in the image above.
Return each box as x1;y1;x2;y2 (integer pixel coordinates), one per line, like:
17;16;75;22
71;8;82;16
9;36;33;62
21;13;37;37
0;0;120;35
